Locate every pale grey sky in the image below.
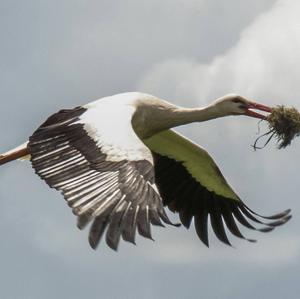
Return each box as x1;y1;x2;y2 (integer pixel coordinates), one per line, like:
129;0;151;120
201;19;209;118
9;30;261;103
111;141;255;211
1;1;300;298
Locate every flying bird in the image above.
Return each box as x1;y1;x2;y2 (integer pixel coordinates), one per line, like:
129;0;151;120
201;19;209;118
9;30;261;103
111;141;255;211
0;92;291;250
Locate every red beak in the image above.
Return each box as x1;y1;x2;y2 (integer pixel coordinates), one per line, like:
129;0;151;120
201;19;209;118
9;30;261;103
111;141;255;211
244;102;273;119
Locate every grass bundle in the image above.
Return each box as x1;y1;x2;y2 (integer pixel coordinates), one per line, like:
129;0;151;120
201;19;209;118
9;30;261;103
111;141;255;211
253;105;300;150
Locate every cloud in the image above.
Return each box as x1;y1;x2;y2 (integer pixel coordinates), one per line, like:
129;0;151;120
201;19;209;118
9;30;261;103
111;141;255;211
138;0;300;107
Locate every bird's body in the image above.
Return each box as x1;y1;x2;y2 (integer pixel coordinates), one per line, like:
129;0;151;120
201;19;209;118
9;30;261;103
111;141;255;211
0;92;291;250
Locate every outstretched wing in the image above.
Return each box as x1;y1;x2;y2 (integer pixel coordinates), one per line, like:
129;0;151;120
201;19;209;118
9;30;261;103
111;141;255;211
144;130;291;247
28;105;174;251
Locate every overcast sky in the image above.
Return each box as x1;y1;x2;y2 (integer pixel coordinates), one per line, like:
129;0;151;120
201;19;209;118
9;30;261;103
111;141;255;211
1;1;300;298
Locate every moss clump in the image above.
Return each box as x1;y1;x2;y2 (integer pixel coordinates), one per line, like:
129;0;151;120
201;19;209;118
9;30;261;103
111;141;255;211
254;105;300;149
268;106;300;148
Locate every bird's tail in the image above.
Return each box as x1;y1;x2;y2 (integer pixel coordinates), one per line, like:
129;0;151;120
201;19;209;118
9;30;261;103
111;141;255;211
0;142;30;166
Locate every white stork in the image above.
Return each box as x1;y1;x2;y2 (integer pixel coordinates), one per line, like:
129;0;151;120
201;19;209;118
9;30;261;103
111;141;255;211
0;92;291;250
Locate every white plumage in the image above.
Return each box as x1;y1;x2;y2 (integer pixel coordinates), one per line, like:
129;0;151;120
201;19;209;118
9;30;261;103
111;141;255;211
79;92;150;162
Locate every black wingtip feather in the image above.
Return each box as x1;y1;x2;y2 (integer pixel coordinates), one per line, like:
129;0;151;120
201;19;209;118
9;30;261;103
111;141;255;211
210;214;232;246
121;207;137;245
77;214;92;230
222;203;245;238
194;211;209;247
137;206;153;240
233;206;280;233
247;239;257;243
210;199;231;246
149;209;165;227
243;205;291;220
88;217;108;250
106;233;121;251
158;207;181;227
238;205;292;229
264;215;292;227
258;226;275;233
105;205;128;251
221;202;257;243
179;210;193;229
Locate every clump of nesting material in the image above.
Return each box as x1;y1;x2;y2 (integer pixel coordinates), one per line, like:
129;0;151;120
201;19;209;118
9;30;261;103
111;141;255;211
254;105;300;149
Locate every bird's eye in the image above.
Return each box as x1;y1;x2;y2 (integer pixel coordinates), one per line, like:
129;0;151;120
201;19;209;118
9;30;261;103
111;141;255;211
232;98;242;103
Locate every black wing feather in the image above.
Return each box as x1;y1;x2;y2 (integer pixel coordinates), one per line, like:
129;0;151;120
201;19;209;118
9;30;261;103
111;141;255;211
89;216;109;250
194;210;209;247
152;152;291;247
29;107;175;251
210;197;231;246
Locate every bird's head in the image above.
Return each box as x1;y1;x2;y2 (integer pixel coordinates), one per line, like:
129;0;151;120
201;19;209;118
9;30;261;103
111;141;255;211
212;94;272;119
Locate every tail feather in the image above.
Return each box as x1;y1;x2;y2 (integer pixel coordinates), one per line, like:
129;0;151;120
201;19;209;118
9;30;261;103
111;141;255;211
0;142;30;166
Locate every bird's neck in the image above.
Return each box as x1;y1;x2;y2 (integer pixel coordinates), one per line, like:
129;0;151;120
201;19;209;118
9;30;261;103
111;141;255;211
168;105;225;126
135;103;226;139
156;104;227;132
